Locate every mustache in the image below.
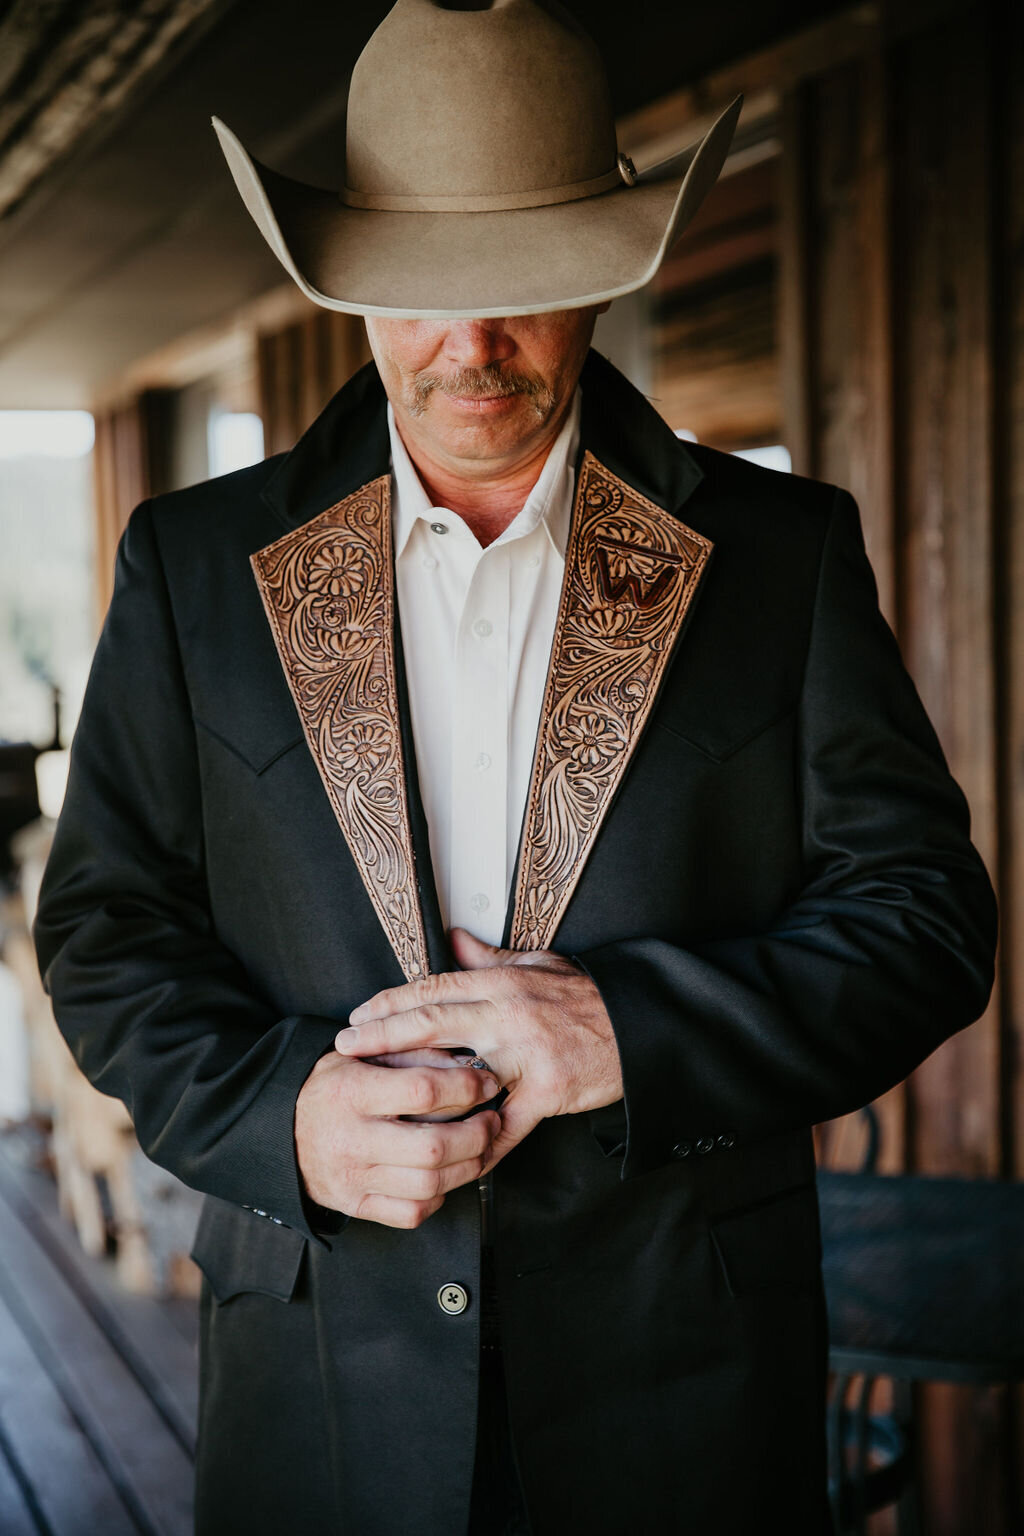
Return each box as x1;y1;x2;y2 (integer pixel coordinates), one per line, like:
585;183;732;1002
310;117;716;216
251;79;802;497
409;362;553;415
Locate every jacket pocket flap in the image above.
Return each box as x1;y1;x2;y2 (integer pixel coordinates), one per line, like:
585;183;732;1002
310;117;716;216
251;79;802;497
190;1195;307;1303
193;714;305;777
654;701;797;764
709;1181;822;1298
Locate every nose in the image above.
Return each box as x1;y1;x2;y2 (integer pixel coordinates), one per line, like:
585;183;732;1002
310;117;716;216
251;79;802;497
442;320;516;368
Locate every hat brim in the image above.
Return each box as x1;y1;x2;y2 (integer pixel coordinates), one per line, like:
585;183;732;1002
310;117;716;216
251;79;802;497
212;94;742;319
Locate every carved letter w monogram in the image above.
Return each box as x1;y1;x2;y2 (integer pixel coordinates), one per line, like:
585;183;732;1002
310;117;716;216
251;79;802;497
595;535;689;611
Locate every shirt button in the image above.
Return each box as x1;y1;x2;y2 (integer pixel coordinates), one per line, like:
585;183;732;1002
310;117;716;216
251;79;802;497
527;553;541;568
469;893;490;914
422;554;438;570
473;618;493;637
671;1141;692;1159
716;1132;737;1150
475;752;491;771
430;521;449;535
695;1136;716;1155
438;1283;469;1315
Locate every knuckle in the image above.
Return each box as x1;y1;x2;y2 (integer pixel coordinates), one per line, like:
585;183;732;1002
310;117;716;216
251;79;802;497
418;1167;443;1199
405;1073;437;1113
471;1118;496;1155
419;1133;446;1167
456;1067;491;1099
405;1199;441;1229
404;1168;427;1200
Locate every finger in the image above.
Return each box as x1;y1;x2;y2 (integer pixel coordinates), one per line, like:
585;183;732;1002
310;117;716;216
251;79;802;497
363;1111;500;1170
337;1001;489;1059
480;1090;542;1176
348;972;476;1026
448;926;515;970
366;1155;488;1203
366;1048;470;1069
351;1059;500;1119
348;966;517;1026
450;927;574;975
349;1193;445;1230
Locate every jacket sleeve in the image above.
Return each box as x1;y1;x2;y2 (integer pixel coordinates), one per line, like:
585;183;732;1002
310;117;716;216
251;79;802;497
572;487;998;1179
33;499;341;1245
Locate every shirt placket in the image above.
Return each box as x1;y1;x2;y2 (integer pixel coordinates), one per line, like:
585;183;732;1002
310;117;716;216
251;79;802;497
449;542;510;947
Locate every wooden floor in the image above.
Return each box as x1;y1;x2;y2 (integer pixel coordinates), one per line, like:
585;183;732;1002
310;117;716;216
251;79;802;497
0;1128;197;1536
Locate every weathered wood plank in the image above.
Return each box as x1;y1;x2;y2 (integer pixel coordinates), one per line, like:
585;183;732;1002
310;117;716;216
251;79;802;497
800;43;908;1177
0;1432;41;1536
997;0;1024;1513
778;77;814;476
0;1138;198;1447
0;1282;135;1536
0;1178;194;1536
811;48;897;625
892;0;1000;1184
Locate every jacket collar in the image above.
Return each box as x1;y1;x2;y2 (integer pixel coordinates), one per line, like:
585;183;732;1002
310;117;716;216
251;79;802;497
259;347;705;534
252;349;711;980
259;358;392;534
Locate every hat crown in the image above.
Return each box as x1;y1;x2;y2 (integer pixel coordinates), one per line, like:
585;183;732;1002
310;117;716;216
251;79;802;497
345;0;617;205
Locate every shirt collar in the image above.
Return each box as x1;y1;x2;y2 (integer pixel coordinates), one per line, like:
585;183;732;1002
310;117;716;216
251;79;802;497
388;387;581;563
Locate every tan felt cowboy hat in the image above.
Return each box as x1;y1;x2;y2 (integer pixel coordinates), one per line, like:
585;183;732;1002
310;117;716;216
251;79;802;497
212;0;743;319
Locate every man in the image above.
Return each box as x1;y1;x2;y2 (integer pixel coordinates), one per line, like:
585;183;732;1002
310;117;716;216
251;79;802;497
34;3;997;1534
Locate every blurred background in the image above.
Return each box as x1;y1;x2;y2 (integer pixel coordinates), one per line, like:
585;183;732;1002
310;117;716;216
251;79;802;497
0;1;1020;1532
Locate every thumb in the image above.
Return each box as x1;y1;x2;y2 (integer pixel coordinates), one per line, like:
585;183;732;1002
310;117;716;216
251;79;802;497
448;925;514;970
481;1089;540;1175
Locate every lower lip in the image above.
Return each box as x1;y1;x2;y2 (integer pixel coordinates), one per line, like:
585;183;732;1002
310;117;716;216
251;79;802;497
443;394;520;414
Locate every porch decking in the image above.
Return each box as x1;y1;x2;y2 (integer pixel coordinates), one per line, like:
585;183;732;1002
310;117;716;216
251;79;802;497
0;1128;197;1535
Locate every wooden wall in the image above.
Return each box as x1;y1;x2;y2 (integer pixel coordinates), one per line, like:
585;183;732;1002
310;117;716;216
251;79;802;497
652;152;781;448
91;394;162;622
257;310;371;457
91;302;370;615
778;1;1020;1529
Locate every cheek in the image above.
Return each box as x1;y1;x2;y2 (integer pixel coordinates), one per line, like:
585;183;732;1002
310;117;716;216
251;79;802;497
515;315;593;387
369;321;447;378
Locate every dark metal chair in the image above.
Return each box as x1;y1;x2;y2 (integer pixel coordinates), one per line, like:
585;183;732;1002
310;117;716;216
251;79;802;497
818;1108;1024;1534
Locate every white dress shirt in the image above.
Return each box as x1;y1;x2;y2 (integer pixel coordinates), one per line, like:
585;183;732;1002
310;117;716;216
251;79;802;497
388;390;581;947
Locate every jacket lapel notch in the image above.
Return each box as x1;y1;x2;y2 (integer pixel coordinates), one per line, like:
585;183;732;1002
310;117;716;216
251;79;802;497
506;450;713;952
250;476;431;983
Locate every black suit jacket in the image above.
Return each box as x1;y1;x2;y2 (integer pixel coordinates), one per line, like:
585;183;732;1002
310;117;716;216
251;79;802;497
34;352;997;1535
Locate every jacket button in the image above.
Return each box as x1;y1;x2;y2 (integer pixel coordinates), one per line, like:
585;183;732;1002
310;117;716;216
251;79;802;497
716;1131;737;1150
438;1283;469;1315
671;1141;692;1159
695;1136;715;1155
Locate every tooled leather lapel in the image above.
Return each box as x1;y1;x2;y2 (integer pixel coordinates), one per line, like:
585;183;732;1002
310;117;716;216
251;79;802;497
505;450;713;951
250;475;431;984
250;450;712;981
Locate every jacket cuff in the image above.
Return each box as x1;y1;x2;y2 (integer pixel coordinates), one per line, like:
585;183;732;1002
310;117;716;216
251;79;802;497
572;941;712;1180
242;1016;348;1247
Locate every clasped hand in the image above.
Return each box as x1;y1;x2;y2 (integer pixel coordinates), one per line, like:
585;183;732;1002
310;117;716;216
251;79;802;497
295;926;621;1230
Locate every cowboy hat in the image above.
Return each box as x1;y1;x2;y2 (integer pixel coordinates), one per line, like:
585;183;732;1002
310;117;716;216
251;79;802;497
212;0;743;319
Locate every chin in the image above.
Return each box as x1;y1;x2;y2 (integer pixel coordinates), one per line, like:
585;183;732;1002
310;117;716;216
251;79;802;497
430;398;550;457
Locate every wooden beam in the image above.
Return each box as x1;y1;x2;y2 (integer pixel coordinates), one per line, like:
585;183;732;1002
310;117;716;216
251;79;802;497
616;0;966;169
0;0;233;224
893;8;1000;1182
778;79;815;477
